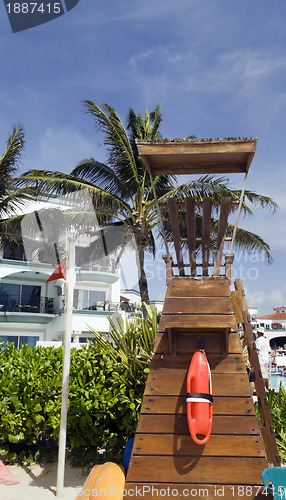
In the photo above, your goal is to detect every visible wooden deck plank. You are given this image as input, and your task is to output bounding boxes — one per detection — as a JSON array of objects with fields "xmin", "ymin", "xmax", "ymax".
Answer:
[
  {"xmin": 133, "ymin": 434, "xmax": 265, "ymax": 457},
  {"xmin": 159, "ymin": 314, "xmax": 237, "ymax": 331},
  {"xmin": 136, "ymin": 415, "xmax": 261, "ymax": 435},
  {"xmin": 162, "ymin": 297, "xmax": 234, "ymax": 315},
  {"xmin": 144, "ymin": 372, "xmax": 251, "ymax": 397},
  {"xmin": 165, "ymin": 278, "xmax": 231, "ymax": 298},
  {"xmin": 151, "ymin": 353, "xmax": 246, "ymax": 372},
  {"xmin": 153, "ymin": 331, "xmax": 242, "ymax": 354},
  {"xmin": 126, "ymin": 456, "xmax": 266, "ymax": 485},
  {"xmin": 140, "ymin": 396, "xmax": 256, "ymax": 416}
]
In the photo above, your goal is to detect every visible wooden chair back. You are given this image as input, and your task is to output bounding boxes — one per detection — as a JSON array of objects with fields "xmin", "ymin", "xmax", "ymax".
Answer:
[{"xmin": 165, "ymin": 196, "xmax": 232, "ymax": 278}]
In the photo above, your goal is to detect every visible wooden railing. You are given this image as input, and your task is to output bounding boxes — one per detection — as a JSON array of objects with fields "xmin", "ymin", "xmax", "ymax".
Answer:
[{"xmin": 233, "ymin": 279, "xmax": 280, "ymax": 467}]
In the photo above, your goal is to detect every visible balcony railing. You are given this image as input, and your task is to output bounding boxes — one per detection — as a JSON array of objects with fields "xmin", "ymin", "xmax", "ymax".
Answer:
[
  {"xmin": 74, "ymin": 300, "xmax": 139, "ymax": 313},
  {"xmin": 0, "ymin": 295, "xmax": 55, "ymax": 314}
]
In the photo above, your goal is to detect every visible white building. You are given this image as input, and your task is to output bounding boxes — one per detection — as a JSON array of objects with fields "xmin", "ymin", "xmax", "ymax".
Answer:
[
  {"xmin": 0, "ymin": 193, "xmax": 130, "ymax": 348},
  {"xmin": 256, "ymin": 306, "xmax": 286, "ymax": 349},
  {"xmin": 0, "ymin": 239, "xmax": 123, "ymax": 347}
]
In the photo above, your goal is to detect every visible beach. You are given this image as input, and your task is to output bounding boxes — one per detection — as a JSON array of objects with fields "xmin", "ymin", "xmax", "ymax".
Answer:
[{"xmin": 0, "ymin": 461, "xmax": 86, "ymax": 500}]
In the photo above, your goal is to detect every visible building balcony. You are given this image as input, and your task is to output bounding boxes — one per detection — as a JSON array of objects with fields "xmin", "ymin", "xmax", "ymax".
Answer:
[
  {"xmin": 0, "ymin": 295, "xmax": 56, "ymax": 324},
  {"xmin": 0, "ymin": 295, "xmax": 55, "ymax": 314}
]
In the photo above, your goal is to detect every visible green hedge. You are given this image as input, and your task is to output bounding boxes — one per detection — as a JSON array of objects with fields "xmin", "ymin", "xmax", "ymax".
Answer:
[{"xmin": 0, "ymin": 342, "xmax": 145, "ymax": 464}]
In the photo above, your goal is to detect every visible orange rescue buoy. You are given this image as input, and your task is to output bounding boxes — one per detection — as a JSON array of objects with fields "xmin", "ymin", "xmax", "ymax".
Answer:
[
  {"xmin": 186, "ymin": 348, "xmax": 213, "ymax": 445},
  {"xmin": 89, "ymin": 462, "xmax": 125, "ymax": 499}
]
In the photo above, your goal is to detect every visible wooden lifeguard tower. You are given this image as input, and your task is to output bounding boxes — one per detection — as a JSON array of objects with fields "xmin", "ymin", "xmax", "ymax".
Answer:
[{"xmin": 124, "ymin": 138, "xmax": 280, "ymax": 499}]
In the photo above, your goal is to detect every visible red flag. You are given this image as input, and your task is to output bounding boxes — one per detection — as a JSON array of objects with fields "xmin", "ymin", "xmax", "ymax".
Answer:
[{"xmin": 46, "ymin": 260, "xmax": 66, "ymax": 283}]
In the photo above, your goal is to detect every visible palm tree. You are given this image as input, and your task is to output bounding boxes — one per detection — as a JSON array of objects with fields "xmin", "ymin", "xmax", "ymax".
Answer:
[
  {"xmin": 15, "ymin": 103, "xmax": 276, "ymax": 303},
  {"xmin": 0, "ymin": 126, "xmax": 28, "ymax": 247}
]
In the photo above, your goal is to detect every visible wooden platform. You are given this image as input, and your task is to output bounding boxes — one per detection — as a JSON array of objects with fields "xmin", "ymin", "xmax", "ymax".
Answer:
[{"xmin": 124, "ymin": 277, "xmax": 269, "ymax": 499}]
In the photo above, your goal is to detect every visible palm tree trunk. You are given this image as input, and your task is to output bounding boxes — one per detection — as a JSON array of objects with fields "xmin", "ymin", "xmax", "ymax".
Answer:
[{"xmin": 135, "ymin": 244, "xmax": 150, "ymax": 306}]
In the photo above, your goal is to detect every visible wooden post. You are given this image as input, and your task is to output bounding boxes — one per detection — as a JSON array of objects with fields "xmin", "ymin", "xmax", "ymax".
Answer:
[
  {"xmin": 162, "ymin": 254, "xmax": 173, "ymax": 284},
  {"xmin": 225, "ymin": 253, "xmax": 234, "ymax": 280}
]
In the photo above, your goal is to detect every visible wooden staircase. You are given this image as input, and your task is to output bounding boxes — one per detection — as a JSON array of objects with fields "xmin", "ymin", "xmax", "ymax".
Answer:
[
  {"xmin": 125, "ymin": 277, "xmax": 277, "ymax": 499},
  {"xmin": 124, "ymin": 139, "xmax": 279, "ymax": 499},
  {"xmin": 124, "ymin": 197, "xmax": 279, "ymax": 500}
]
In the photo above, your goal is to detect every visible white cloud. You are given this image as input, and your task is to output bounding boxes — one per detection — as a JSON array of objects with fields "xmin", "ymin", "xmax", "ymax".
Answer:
[
  {"xmin": 246, "ymin": 285, "xmax": 286, "ymax": 316},
  {"xmin": 36, "ymin": 124, "xmax": 97, "ymax": 173}
]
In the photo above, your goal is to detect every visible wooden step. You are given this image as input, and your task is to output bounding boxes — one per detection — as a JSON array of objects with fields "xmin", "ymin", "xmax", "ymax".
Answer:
[
  {"xmin": 144, "ymin": 372, "xmax": 252, "ymax": 397},
  {"xmin": 166, "ymin": 277, "xmax": 231, "ymax": 297},
  {"xmin": 136, "ymin": 414, "xmax": 261, "ymax": 435},
  {"xmin": 141, "ymin": 396, "xmax": 256, "ymax": 416},
  {"xmin": 159, "ymin": 314, "xmax": 237, "ymax": 331},
  {"xmin": 133, "ymin": 434, "xmax": 265, "ymax": 457},
  {"xmin": 127, "ymin": 456, "xmax": 266, "ymax": 485},
  {"xmin": 162, "ymin": 297, "xmax": 234, "ymax": 314},
  {"xmin": 151, "ymin": 353, "xmax": 246, "ymax": 372},
  {"xmin": 154, "ymin": 330, "xmax": 241, "ymax": 354}
]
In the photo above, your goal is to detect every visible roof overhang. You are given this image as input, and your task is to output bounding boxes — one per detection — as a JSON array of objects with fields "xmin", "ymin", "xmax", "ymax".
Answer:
[{"xmin": 136, "ymin": 138, "xmax": 257, "ymax": 176}]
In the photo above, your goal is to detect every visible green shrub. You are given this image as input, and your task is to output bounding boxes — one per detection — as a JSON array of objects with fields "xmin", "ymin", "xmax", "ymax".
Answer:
[
  {"xmin": 0, "ymin": 342, "xmax": 144, "ymax": 464},
  {"xmin": 0, "ymin": 305, "xmax": 157, "ymax": 464}
]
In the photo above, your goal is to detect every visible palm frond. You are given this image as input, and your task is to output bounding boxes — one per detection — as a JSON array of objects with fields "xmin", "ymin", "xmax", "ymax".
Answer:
[
  {"xmin": 72, "ymin": 159, "xmax": 130, "ymax": 200},
  {"xmin": 84, "ymin": 101, "xmax": 140, "ymax": 189},
  {"xmin": 158, "ymin": 175, "xmax": 277, "ymax": 217},
  {"xmin": 226, "ymin": 223, "xmax": 273, "ymax": 263},
  {"xmin": 0, "ymin": 126, "xmax": 25, "ymax": 182}
]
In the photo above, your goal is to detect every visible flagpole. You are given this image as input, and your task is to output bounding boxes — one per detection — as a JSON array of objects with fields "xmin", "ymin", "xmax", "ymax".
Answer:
[{"xmin": 56, "ymin": 236, "xmax": 76, "ymax": 497}]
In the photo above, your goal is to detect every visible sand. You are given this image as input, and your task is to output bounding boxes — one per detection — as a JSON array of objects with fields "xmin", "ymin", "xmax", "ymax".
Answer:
[{"xmin": 0, "ymin": 461, "xmax": 87, "ymax": 500}]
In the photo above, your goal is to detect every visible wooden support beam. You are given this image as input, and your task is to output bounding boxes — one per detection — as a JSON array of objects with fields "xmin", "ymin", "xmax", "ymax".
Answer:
[
  {"xmin": 202, "ymin": 198, "xmax": 212, "ymax": 276},
  {"xmin": 214, "ymin": 197, "xmax": 232, "ymax": 276},
  {"xmin": 225, "ymin": 253, "xmax": 234, "ymax": 280},
  {"xmin": 185, "ymin": 197, "xmax": 197, "ymax": 276},
  {"xmin": 167, "ymin": 198, "xmax": 185, "ymax": 276},
  {"xmin": 162, "ymin": 254, "xmax": 173, "ymax": 284}
]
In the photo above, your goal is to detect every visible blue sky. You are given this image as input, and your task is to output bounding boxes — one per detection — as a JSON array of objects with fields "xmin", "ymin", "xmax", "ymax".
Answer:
[{"xmin": 1, "ymin": 0, "xmax": 286, "ymax": 314}]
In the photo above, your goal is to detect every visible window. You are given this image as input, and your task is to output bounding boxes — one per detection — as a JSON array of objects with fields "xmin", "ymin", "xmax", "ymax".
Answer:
[
  {"xmin": 0, "ymin": 335, "xmax": 39, "ymax": 349},
  {"xmin": 73, "ymin": 289, "xmax": 106, "ymax": 310},
  {"xmin": 3, "ymin": 243, "xmax": 26, "ymax": 261},
  {"xmin": 0, "ymin": 284, "xmax": 41, "ymax": 312}
]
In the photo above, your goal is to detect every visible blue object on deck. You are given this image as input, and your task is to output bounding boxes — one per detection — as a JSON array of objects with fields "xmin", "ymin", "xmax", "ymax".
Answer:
[
  {"xmin": 261, "ymin": 467, "xmax": 286, "ymax": 499},
  {"xmin": 198, "ymin": 339, "xmax": 204, "ymax": 350},
  {"xmin": 123, "ymin": 437, "xmax": 134, "ymax": 473}
]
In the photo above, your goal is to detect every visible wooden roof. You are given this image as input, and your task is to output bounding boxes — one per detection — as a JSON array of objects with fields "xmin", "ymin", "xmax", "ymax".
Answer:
[{"xmin": 136, "ymin": 137, "xmax": 257, "ymax": 176}]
